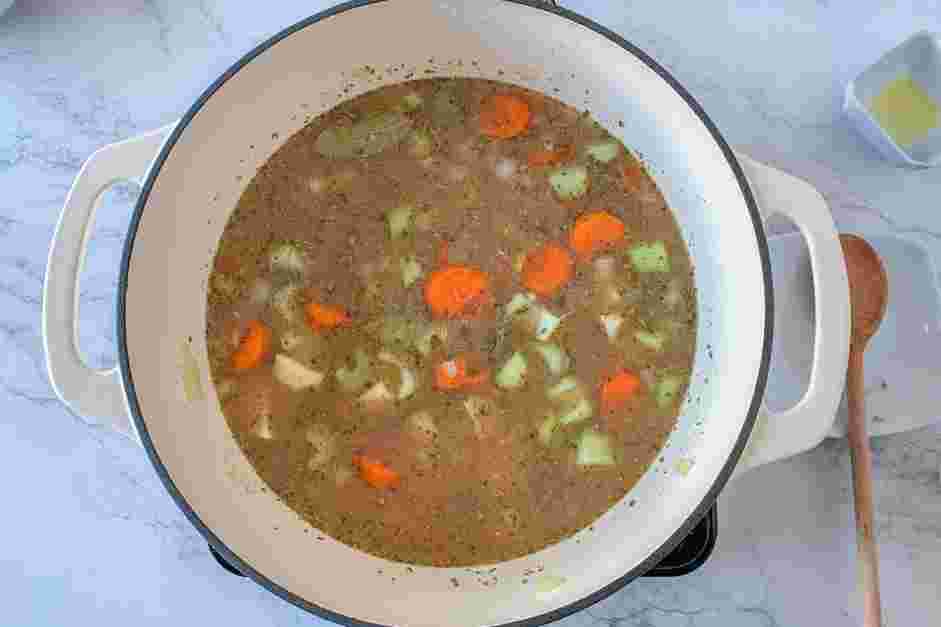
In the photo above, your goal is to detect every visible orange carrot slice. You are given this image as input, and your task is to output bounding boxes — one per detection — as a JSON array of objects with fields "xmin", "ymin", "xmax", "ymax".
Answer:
[
  {"xmin": 305, "ymin": 303, "xmax": 351, "ymax": 330},
  {"xmin": 231, "ymin": 320, "xmax": 271, "ymax": 370},
  {"xmin": 526, "ymin": 145, "xmax": 574, "ymax": 168},
  {"xmin": 600, "ymin": 370, "xmax": 642, "ymax": 414},
  {"xmin": 353, "ymin": 454, "xmax": 401, "ymax": 489},
  {"xmin": 479, "ymin": 95, "xmax": 531, "ymax": 139},
  {"xmin": 569, "ymin": 210, "xmax": 626, "ymax": 260},
  {"xmin": 434, "ymin": 356, "xmax": 490, "ymax": 390},
  {"xmin": 424, "ymin": 265, "xmax": 490, "ymax": 318},
  {"xmin": 521, "ymin": 243, "xmax": 574, "ymax": 297}
]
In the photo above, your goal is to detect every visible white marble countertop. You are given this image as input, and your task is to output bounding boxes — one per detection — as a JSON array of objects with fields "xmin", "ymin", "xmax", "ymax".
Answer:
[{"xmin": 3, "ymin": 1, "xmax": 940, "ymax": 625}]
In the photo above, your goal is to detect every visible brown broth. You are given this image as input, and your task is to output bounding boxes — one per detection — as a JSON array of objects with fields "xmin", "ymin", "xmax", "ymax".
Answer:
[{"xmin": 206, "ymin": 79, "xmax": 696, "ymax": 567}]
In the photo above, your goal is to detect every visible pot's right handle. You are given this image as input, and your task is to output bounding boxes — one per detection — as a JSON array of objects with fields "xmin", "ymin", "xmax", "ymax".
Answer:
[
  {"xmin": 733, "ymin": 154, "xmax": 851, "ymax": 475},
  {"xmin": 42, "ymin": 124, "xmax": 175, "ymax": 443}
]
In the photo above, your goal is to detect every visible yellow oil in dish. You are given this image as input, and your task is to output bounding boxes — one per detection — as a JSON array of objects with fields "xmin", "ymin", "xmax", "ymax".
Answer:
[{"xmin": 868, "ymin": 74, "xmax": 940, "ymax": 148}]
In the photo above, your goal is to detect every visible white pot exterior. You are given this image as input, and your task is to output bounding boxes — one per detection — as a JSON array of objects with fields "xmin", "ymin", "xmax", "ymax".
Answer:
[{"xmin": 43, "ymin": 2, "xmax": 850, "ymax": 626}]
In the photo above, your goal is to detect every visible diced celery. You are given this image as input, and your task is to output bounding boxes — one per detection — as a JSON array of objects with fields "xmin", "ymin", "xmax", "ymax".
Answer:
[
  {"xmin": 315, "ymin": 111, "xmax": 412, "ymax": 159},
  {"xmin": 336, "ymin": 349, "xmax": 371, "ymax": 393},
  {"xmin": 495, "ymin": 352, "xmax": 527, "ymax": 389},
  {"xmin": 655, "ymin": 375, "xmax": 684, "ymax": 409},
  {"xmin": 414, "ymin": 321, "xmax": 448, "ymax": 356},
  {"xmin": 269, "ymin": 242, "xmax": 306, "ymax": 273},
  {"xmin": 504, "ymin": 292, "xmax": 536, "ymax": 318},
  {"xmin": 400, "ymin": 256, "xmax": 423, "ymax": 288},
  {"xmin": 599, "ymin": 313, "xmax": 624, "ymax": 341},
  {"xmin": 549, "ymin": 165, "xmax": 589, "ymax": 200},
  {"xmin": 538, "ymin": 415, "xmax": 560, "ymax": 446},
  {"xmin": 379, "ymin": 315, "xmax": 417, "ymax": 348},
  {"xmin": 584, "ymin": 141, "xmax": 620, "ymax": 163},
  {"xmin": 628, "ymin": 241, "xmax": 670, "ymax": 273},
  {"xmin": 576, "ymin": 430, "xmax": 615, "ymax": 466},
  {"xmin": 559, "ymin": 398, "xmax": 594, "ymax": 425},
  {"xmin": 401, "ymin": 92, "xmax": 424, "ymax": 112},
  {"xmin": 273, "ymin": 354, "xmax": 324, "ymax": 391},
  {"xmin": 386, "ymin": 205, "xmax": 415, "ymax": 240},
  {"xmin": 635, "ymin": 329, "xmax": 665, "ymax": 352},
  {"xmin": 531, "ymin": 342, "xmax": 569, "ymax": 376}
]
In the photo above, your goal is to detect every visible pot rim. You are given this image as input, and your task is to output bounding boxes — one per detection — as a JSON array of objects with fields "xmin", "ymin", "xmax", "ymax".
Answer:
[{"xmin": 116, "ymin": 1, "xmax": 774, "ymax": 625}]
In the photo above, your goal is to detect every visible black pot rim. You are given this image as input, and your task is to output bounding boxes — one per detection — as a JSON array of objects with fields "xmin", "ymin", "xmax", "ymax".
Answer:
[{"xmin": 117, "ymin": 2, "xmax": 774, "ymax": 626}]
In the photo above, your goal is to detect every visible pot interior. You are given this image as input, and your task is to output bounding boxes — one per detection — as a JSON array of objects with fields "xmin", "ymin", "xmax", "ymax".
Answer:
[{"xmin": 122, "ymin": 1, "xmax": 769, "ymax": 625}]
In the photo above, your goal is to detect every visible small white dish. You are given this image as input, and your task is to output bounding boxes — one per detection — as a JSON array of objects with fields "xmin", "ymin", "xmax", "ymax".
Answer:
[
  {"xmin": 843, "ymin": 31, "xmax": 941, "ymax": 167},
  {"xmin": 764, "ymin": 229, "xmax": 941, "ymax": 438}
]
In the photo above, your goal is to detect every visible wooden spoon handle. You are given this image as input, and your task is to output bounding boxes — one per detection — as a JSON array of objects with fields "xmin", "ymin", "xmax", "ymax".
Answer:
[{"xmin": 846, "ymin": 347, "xmax": 883, "ymax": 627}]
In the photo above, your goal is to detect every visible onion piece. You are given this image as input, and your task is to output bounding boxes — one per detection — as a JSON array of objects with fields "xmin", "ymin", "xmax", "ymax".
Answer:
[
  {"xmin": 358, "ymin": 381, "xmax": 395, "ymax": 414},
  {"xmin": 495, "ymin": 157, "xmax": 518, "ymax": 180},
  {"xmin": 531, "ymin": 342, "xmax": 570, "ymax": 376},
  {"xmin": 273, "ymin": 354, "xmax": 324, "ymax": 391}
]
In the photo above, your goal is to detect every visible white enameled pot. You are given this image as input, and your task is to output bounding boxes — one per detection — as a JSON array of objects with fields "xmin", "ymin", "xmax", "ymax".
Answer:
[{"xmin": 41, "ymin": 2, "xmax": 850, "ymax": 626}]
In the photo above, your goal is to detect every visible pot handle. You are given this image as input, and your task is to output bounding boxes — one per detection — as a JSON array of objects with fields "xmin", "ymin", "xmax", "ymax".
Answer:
[
  {"xmin": 733, "ymin": 154, "xmax": 850, "ymax": 474},
  {"xmin": 42, "ymin": 124, "xmax": 176, "ymax": 444}
]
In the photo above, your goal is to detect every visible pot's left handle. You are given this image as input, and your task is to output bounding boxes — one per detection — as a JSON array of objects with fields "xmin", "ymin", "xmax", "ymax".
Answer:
[{"xmin": 42, "ymin": 124, "xmax": 177, "ymax": 444}]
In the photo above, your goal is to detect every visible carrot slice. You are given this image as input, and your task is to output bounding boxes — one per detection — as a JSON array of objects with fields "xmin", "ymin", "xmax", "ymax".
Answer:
[
  {"xmin": 526, "ymin": 145, "xmax": 574, "ymax": 168},
  {"xmin": 231, "ymin": 320, "xmax": 271, "ymax": 370},
  {"xmin": 353, "ymin": 454, "xmax": 401, "ymax": 489},
  {"xmin": 521, "ymin": 243, "xmax": 574, "ymax": 297},
  {"xmin": 305, "ymin": 303, "xmax": 351, "ymax": 330},
  {"xmin": 569, "ymin": 210, "xmax": 626, "ymax": 260},
  {"xmin": 600, "ymin": 370, "xmax": 642, "ymax": 414},
  {"xmin": 434, "ymin": 356, "xmax": 490, "ymax": 390},
  {"xmin": 424, "ymin": 265, "xmax": 490, "ymax": 318},
  {"xmin": 479, "ymin": 95, "xmax": 531, "ymax": 139}
]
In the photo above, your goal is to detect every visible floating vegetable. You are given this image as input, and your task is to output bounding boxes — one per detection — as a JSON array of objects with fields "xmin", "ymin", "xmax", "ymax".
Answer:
[
  {"xmin": 414, "ymin": 320, "xmax": 449, "ymax": 356},
  {"xmin": 401, "ymin": 92, "xmax": 424, "ymax": 112},
  {"xmin": 575, "ymin": 430, "xmax": 615, "ymax": 466},
  {"xmin": 407, "ymin": 129, "xmax": 435, "ymax": 159},
  {"xmin": 600, "ymin": 369, "xmax": 642, "ymax": 414},
  {"xmin": 353, "ymin": 454, "xmax": 400, "ymax": 489},
  {"xmin": 628, "ymin": 241, "xmax": 670, "ymax": 273},
  {"xmin": 315, "ymin": 111, "xmax": 412, "ymax": 159},
  {"xmin": 655, "ymin": 375, "xmax": 684, "ymax": 409},
  {"xmin": 424, "ymin": 265, "xmax": 491, "ymax": 318},
  {"xmin": 495, "ymin": 351, "xmax": 528, "ymax": 389},
  {"xmin": 269, "ymin": 241, "xmax": 306, "ymax": 274},
  {"xmin": 434, "ymin": 355, "xmax": 488, "ymax": 390},
  {"xmin": 305, "ymin": 303, "xmax": 352, "ymax": 331},
  {"xmin": 569, "ymin": 210, "xmax": 626, "ymax": 259},
  {"xmin": 429, "ymin": 85, "xmax": 465, "ymax": 128},
  {"xmin": 558, "ymin": 398, "xmax": 594, "ymax": 425},
  {"xmin": 231, "ymin": 320, "xmax": 271, "ymax": 370},
  {"xmin": 273, "ymin": 354, "xmax": 324, "ymax": 391},
  {"xmin": 527, "ymin": 145, "xmax": 574, "ymax": 167},
  {"xmin": 521, "ymin": 243, "xmax": 573, "ymax": 297},
  {"xmin": 538, "ymin": 415, "xmax": 561, "ymax": 446},
  {"xmin": 634, "ymin": 329, "xmax": 665, "ymax": 352},
  {"xmin": 549, "ymin": 165, "xmax": 589, "ymax": 200},
  {"xmin": 584, "ymin": 141, "xmax": 620, "ymax": 163},
  {"xmin": 386, "ymin": 205, "xmax": 415, "ymax": 240},
  {"xmin": 336, "ymin": 349, "xmax": 371, "ymax": 393},
  {"xmin": 400, "ymin": 256, "xmax": 423, "ymax": 288},
  {"xmin": 530, "ymin": 342, "xmax": 569, "ymax": 376},
  {"xmin": 479, "ymin": 94, "xmax": 530, "ymax": 139}
]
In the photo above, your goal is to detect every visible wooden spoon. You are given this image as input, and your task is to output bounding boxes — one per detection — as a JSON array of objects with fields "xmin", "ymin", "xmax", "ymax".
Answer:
[{"xmin": 840, "ymin": 234, "xmax": 889, "ymax": 627}]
